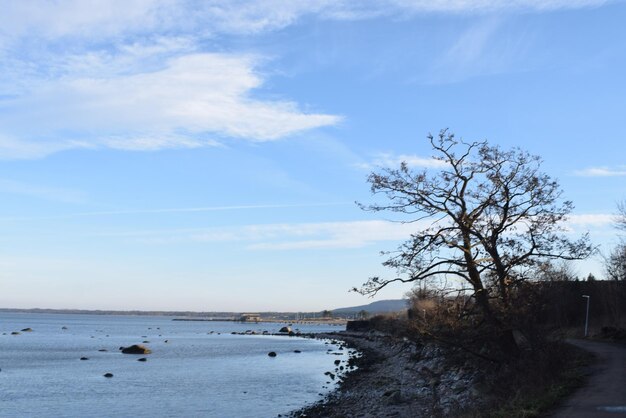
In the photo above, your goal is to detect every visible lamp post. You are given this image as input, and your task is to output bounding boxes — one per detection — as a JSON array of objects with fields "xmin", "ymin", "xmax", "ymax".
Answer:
[{"xmin": 582, "ymin": 295, "xmax": 590, "ymax": 337}]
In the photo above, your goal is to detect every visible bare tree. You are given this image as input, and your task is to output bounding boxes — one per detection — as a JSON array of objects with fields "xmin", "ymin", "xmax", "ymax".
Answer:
[
  {"xmin": 616, "ymin": 200, "xmax": 626, "ymax": 232},
  {"xmin": 605, "ymin": 200, "xmax": 626, "ymax": 281},
  {"xmin": 356, "ymin": 130, "xmax": 593, "ymax": 324},
  {"xmin": 605, "ymin": 245, "xmax": 626, "ymax": 281}
]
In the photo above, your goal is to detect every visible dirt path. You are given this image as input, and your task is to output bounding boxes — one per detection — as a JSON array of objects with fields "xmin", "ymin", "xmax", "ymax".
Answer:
[{"xmin": 549, "ymin": 339, "xmax": 626, "ymax": 417}]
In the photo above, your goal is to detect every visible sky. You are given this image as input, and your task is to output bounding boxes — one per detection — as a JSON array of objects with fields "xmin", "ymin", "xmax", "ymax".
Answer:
[{"xmin": 0, "ymin": 0, "xmax": 625, "ymax": 312}]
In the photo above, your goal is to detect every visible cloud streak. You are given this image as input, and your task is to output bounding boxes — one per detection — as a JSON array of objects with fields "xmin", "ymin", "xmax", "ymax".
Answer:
[
  {"xmin": 356, "ymin": 152, "xmax": 447, "ymax": 170},
  {"xmin": 0, "ymin": 1, "xmax": 611, "ymax": 42},
  {"xmin": 566, "ymin": 213, "xmax": 614, "ymax": 226},
  {"xmin": 112, "ymin": 212, "xmax": 614, "ymax": 249},
  {"xmin": 574, "ymin": 166, "xmax": 626, "ymax": 177},
  {"xmin": 0, "ymin": 178, "xmax": 86, "ymax": 204},
  {"xmin": 0, "ymin": 202, "xmax": 351, "ymax": 222},
  {"xmin": 125, "ymin": 219, "xmax": 425, "ymax": 249}
]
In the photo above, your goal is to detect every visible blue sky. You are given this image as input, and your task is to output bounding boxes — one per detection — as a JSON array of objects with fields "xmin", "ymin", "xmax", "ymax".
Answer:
[{"xmin": 0, "ymin": 0, "xmax": 625, "ymax": 311}]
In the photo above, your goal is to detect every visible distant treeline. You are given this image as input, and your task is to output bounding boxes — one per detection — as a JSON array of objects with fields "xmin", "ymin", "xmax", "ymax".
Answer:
[
  {"xmin": 531, "ymin": 280, "xmax": 626, "ymax": 329},
  {"xmin": 0, "ymin": 308, "xmax": 234, "ymax": 317},
  {"xmin": 0, "ymin": 307, "xmax": 331, "ymax": 320}
]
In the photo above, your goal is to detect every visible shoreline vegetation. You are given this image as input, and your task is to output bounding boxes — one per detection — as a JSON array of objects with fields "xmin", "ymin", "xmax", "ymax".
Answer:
[
  {"xmin": 291, "ymin": 328, "xmax": 592, "ymax": 418},
  {"xmin": 289, "ymin": 280, "xmax": 626, "ymax": 417}
]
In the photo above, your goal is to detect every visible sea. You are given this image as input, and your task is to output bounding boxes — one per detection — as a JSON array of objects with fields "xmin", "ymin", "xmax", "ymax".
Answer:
[{"xmin": 0, "ymin": 312, "xmax": 350, "ymax": 418}]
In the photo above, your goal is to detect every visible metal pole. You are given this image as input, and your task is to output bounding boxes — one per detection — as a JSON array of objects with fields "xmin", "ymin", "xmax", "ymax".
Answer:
[{"xmin": 582, "ymin": 295, "xmax": 590, "ymax": 337}]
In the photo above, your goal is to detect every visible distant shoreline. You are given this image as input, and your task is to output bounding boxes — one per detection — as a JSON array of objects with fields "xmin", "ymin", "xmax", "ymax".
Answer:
[
  {"xmin": 0, "ymin": 308, "xmax": 234, "ymax": 317},
  {"xmin": 0, "ymin": 308, "xmax": 347, "ymax": 324},
  {"xmin": 173, "ymin": 317, "xmax": 347, "ymax": 325}
]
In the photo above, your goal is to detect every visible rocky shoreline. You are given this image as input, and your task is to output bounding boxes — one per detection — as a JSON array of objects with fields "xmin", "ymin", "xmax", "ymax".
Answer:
[{"xmin": 289, "ymin": 331, "xmax": 486, "ymax": 418}]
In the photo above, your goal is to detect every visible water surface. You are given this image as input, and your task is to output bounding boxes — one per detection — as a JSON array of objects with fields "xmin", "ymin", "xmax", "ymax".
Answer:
[{"xmin": 0, "ymin": 312, "xmax": 348, "ymax": 417}]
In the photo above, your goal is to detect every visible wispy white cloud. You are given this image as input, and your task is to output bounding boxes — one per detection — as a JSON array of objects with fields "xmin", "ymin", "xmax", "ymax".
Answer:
[
  {"xmin": 385, "ymin": 0, "xmax": 609, "ymax": 13},
  {"xmin": 356, "ymin": 152, "xmax": 447, "ymax": 170},
  {"xmin": 245, "ymin": 220, "xmax": 420, "ymax": 249},
  {"xmin": 118, "ymin": 212, "xmax": 616, "ymax": 249},
  {"xmin": 0, "ymin": 53, "xmax": 341, "ymax": 158},
  {"xmin": 0, "ymin": 1, "xmax": 610, "ymax": 43},
  {"xmin": 93, "ymin": 219, "xmax": 429, "ymax": 249},
  {"xmin": 566, "ymin": 213, "xmax": 614, "ymax": 226},
  {"xmin": 560, "ymin": 213, "xmax": 615, "ymax": 236},
  {"xmin": 0, "ymin": 134, "xmax": 89, "ymax": 160},
  {"xmin": 0, "ymin": 202, "xmax": 350, "ymax": 222},
  {"xmin": 0, "ymin": 0, "xmax": 611, "ymax": 159},
  {"xmin": 574, "ymin": 166, "xmax": 626, "ymax": 177},
  {"xmin": 51, "ymin": 219, "xmax": 420, "ymax": 248},
  {"xmin": 428, "ymin": 17, "xmax": 510, "ymax": 83},
  {"xmin": 0, "ymin": 178, "xmax": 86, "ymax": 204}
]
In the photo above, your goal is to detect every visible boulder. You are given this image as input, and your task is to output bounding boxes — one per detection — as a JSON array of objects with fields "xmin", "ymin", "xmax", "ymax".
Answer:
[
  {"xmin": 103, "ymin": 373, "xmax": 114, "ymax": 378},
  {"xmin": 279, "ymin": 326, "xmax": 292, "ymax": 333},
  {"xmin": 121, "ymin": 344, "xmax": 152, "ymax": 354},
  {"xmin": 21, "ymin": 328, "xmax": 33, "ymax": 332},
  {"xmin": 137, "ymin": 357, "xmax": 147, "ymax": 362},
  {"xmin": 268, "ymin": 351, "xmax": 277, "ymax": 357},
  {"xmin": 80, "ymin": 357, "xmax": 89, "ymax": 361}
]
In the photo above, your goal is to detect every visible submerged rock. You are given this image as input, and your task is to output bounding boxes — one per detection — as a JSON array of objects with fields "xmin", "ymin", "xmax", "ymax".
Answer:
[
  {"xmin": 103, "ymin": 373, "xmax": 114, "ymax": 378},
  {"xmin": 121, "ymin": 344, "xmax": 152, "ymax": 354},
  {"xmin": 80, "ymin": 357, "xmax": 89, "ymax": 361},
  {"xmin": 268, "ymin": 351, "xmax": 277, "ymax": 357},
  {"xmin": 21, "ymin": 328, "xmax": 33, "ymax": 332},
  {"xmin": 137, "ymin": 357, "xmax": 147, "ymax": 362}
]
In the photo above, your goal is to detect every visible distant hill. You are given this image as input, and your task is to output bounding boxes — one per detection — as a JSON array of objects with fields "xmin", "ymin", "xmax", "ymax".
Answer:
[{"xmin": 332, "ymin": 299, "xmax": 408, "ymax": 316}]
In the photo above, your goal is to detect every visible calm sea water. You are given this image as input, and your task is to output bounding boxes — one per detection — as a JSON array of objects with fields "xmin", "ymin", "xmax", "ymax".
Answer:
[{"xmin": 0, "ymin": 312, "xmax": 348, "ymax": 418}]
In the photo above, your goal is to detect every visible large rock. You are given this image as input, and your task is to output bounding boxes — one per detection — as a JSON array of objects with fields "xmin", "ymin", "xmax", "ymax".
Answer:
[
  {"xmin": 121, "ymin": 344, "xmax": 152, "ymax": 354},
  {"xmin": 279, "ymin": 326, "xmax": 292, "ymax": 333}
]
